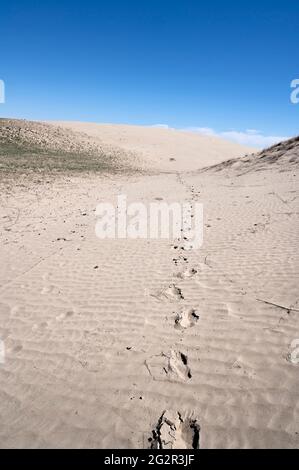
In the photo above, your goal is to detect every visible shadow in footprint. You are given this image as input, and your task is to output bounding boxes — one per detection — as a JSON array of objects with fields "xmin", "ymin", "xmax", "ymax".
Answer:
[
  {"xmin": 145, "ymin": 350, "xmax": 192, "ymax": 382},
  {"xmin": 176, "ymin": 268, "xmax": 198, "ymax": 280},
  {"xmin": 175, "ymin": 309, "xmax": 199, "ymax": 329},
  {"xmin": 149, "ymin": 410, "xmax": 200, "ymax": 449},
  {"xmin": 152, "ymin": 285, "xmax": 184, "ymax": 302},
  {"xmin": 56, "ymin": 310, "xmax": 74, "ymax": 321}
]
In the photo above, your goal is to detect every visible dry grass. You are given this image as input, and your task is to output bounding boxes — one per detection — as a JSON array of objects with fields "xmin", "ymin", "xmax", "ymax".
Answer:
[{"xmin": 0, "ymin": 119, "xmax": 139, "ymax": 182}]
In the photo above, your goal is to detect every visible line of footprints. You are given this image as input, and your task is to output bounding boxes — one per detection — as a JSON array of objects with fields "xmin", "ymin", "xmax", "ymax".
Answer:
[{"xmin": 147, "ymin": 182, "xmax": 202, "ymax": 449}]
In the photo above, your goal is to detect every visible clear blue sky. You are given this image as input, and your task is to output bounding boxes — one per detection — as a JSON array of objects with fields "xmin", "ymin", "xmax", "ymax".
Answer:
[{"xmin": 1, "ymin": 0, "xmax": 298, "ymax": 145}]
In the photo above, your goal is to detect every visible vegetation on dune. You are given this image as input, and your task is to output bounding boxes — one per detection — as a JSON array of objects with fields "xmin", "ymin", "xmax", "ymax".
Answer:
[
  {"xmin": 0, "ymin": 141, "xmax": 116, "ymax": 174},
  {"xmin": 0, "ymin": 118, "xmax": 138, "ymax": 179}
]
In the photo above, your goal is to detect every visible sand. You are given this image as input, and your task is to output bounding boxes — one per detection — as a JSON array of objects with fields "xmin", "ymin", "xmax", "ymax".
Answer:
[
  {"xmin": 49, "ymin": 121, "xmax": 255, "ymax": 172},
  {"xmin": 0, "ymin": 120, "xmax": 298, "ymax": 449}
]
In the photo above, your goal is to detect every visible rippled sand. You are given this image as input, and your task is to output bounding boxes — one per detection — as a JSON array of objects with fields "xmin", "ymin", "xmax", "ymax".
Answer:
[{"xmin": 0, "ymin": 121, "xmax": 298, "ymax": 448}]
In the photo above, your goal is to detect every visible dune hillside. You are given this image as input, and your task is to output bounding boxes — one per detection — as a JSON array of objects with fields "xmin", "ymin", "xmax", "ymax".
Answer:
[{"xmin": 49, "ymin": 121, "xmax": 256, "ymax": 171}]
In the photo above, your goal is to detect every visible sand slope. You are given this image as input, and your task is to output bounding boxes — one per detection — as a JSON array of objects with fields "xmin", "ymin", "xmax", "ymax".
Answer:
[
  {"xmin": 0, "ymin": 121, "xmax": 298, "ymax": 448},
  {"xmin": 49, "ymin": 121, "xmax": 255, "ymax": 172}
]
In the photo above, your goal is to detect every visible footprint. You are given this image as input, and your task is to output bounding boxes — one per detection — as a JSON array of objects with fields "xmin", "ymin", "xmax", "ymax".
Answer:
[
  {"xmin": 151, "ymin": 284, "xmax": 184, "ymax": 302},
  {"xmin": 145, "ymin": 350, "xmax": 192, "ymax": 382},
  {"xmin": 32, "ymin": 321, "xmax": 48, "ymax": 331},
  {"xmin": 181, "ymin": 241, "xmax": 196, "ymax": 251},
  {"xmin": 55, "ymin": 310, "xmax": 74, "ymax": 321},
  {"xmin": 286, "ymin": 340, "xmax": 299, "ymax": 365},
  {"xmin": 231, "ymin": 358, "xmax": 256, "ymax": 378},
  {"xmin": 168, "ymin": 350, "xmax": 192, "ymax": 381},
  {"xmin": 176, "ymin": 268, "xmax": 197, "ymax": 280},
  {"xmin": 154, "ymin": 284, "xmax": 184, "ymax": 302},
  {"xmin": 10, "ymin": 305, "xmax": 20, "ymax": 317},
  {"xmin": 41, "ymin": 285, "xmax": 55, "ymax": 295},
  {"xmin": 175, "ymin": 309, "xmax": 199, "ymax": 329},
  {"xmin": 149, "ymin": 410, "xmax": 200, "ymax": 449},
  {"xmin": 167, "ymin": 285, "xmax": 184, "ymax": 301},
  {"xmin": 11, "ymin": 343, "xmax": 23, "ymax": 354}
]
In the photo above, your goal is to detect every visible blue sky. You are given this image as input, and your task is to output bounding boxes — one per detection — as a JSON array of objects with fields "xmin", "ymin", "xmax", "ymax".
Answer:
[{"xmin": 0, "ymin": 0, "xmax": 298, "ymax": 147}]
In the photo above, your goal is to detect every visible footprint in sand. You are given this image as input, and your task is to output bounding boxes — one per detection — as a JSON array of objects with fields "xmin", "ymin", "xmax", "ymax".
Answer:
[
  {"xmin": 10, "ymin": 343, "xmax": 23, "ymax": 354},
  {"xmin": 149, "ymin": 410, "xmax": 200, "ymax": 449},
  {"xmin": 165, "ymin": 285, "xmax": 184, "ymax": 301},
  {"xmin": 55, "ymin": 310, "xmax": 74, "ymax": 321},
  {"xmin": 41, "ymin": 285, "xmax": 55, "ymax": 295},
  {"xmin": 32, "ymin": 321, "xmax": 49, "ymax": 331},
  {"xmin": 42, "ymin": 272, "xmax": 49, "ymax": 281},
  {"xmin": 175, "ymin": 308, "xmax": 200, "ymax": 330},
  {"xmin": 145, "ymin": 350, "xmax": 192, "ymax": 382},
  {"xmin": 10, "ymin": 305, "xmax": 20, "ymax": 317},
  {"xmin": 286, "ymin": 340, "xmax": 299, "ymax": 365},
  {"xmin": 231, "ymin": 358, "xmax": 257, "ymax": 378},
  {"xmin": 176, "ymin": 268, "xmax": 197, "ymax": 280},
  {"xmin": 152, "ymin": 284, "xmax": 184, "ymax": 302}
]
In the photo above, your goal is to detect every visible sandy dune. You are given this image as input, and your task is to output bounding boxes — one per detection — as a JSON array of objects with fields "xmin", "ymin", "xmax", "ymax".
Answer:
[
  {"xmin": 0, "ymin": 120, "xmax": 298, "ymax": 448},
  {"xmin": 49, "ymin": 121, "xmax": 255, "ymax": 172}
]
